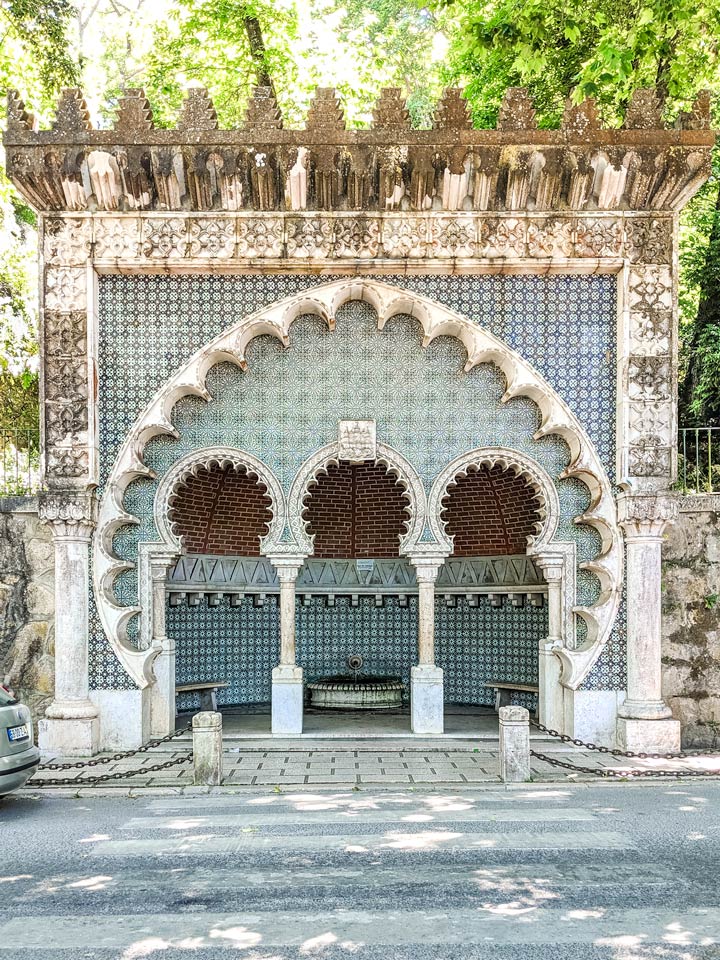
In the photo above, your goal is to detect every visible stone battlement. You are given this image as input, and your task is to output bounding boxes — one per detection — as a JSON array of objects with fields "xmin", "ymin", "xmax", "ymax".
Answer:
[{"xmin": 4, "ymin": 86, "xmax": 715, "ymax": 214}]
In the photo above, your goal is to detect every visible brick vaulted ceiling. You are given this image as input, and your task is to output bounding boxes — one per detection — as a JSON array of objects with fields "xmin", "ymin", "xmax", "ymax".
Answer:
[{"xmin": 169, "ymin": 463, "xmax": 272, "ymax": 556}]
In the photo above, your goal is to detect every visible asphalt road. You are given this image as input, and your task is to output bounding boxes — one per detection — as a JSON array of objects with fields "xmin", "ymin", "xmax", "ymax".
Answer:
[{"xmin": 1, "ymin": 782, "xmax": 719, "ymax": 959}]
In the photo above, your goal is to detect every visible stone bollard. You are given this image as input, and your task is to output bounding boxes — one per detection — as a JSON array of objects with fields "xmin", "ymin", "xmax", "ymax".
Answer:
[
  {"xmin": 499, "ymin": 705, "xmax": 530, "ymax": 783},
  {"xmin": 192, "ymin": 711, "xmax": 223, "ymax": 786}
]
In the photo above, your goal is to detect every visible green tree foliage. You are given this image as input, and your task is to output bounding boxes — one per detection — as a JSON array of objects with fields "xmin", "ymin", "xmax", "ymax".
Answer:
[
  {"xmin": 433, "ymin": 0, "xmax": 720, "ymax": 422},
  {"xmin": 0, "ymin": 1, "xmax": 80, "ymax": 433}
]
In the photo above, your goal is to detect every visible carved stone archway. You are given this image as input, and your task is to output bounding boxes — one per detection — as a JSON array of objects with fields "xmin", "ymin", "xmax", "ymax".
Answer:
[{"xmin": 93, "ymin": 278, "xmax": 623, "ymax": 699}]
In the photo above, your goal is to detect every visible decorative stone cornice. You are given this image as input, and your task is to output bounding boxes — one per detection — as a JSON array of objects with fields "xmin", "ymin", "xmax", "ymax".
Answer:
[
  {"xmin": 5, "ymin": 86, "xmax": 714, "ymax": 214},
  {"xmin": 617, "ymin": 492, "xmax": 679, "ymax": 539}
]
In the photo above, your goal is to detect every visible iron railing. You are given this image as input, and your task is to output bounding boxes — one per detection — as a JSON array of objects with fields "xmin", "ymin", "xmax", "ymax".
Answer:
[
  {"xmin": 679, "ymin": 426, "xmax": 720, "ymax": 494},
  {"xmin": 0, "ymin": 426, "xmax": 40, "ymax": 496}
]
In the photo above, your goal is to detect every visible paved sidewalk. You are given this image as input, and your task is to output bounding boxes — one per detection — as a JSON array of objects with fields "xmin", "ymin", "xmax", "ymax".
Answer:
[{"xmin": 23, "ymin": 738, "xmax": 720, "ymax": 795}]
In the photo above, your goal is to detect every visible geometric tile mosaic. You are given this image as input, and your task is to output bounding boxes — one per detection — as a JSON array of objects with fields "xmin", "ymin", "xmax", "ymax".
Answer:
[
  {"xmin": 92, "ymin": 274, "xmax": 624, "ymax": 693},
  {"xmin": 167, "ymin": 594, "xmax": 546, "ymax": 710}
]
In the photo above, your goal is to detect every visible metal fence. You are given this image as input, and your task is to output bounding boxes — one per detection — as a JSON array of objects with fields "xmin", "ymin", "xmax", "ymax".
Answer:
[
  {"xmin": 679, "ymin": 427, "xmax": 720, "ymax": 494},
  {"xmin": 0, "ymin": 426, "xmax": 40, "ymax": 496}
]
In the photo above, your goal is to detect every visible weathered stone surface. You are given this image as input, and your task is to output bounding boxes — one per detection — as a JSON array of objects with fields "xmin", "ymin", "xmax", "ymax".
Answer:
[
  {"xmin": 663, "ymin": 502, "xmax": 720, "ymax": 748},
  {"xmin": 0, "ymin": 498, "xmax": 55, "ymax": 723},
  {"xmin": 4, "ymin": 86, "xmax": 714, "ymax": 214}
]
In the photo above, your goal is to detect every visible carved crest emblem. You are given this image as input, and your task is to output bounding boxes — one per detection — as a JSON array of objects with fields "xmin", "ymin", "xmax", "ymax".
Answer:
[{"xmin": 338, "ymin": 420, "xmax": 376, "ymax": 462}]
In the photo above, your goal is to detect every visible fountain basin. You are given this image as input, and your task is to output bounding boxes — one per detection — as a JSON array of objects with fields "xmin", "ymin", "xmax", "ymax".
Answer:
[{"xmin": 307, "ymin": 676, "xmax": 404, "ymax": 710}]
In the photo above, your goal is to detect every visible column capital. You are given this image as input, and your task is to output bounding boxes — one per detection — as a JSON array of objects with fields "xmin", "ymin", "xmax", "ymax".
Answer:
[
  {"xmin": 149, "ymin": 549, "xmax": 181, "ymax": 581},
  {"xmin": 39, "ymin": 490, "xmax": 96, "ymax": 540},
  {"xmin": 532, "ymin": 551, "xmax": 566, "ymax": 582},
  {"xmin": 266, "ymin": 553, "xmax": 306, "ymax": 582},
  {"xmin": 617, "ymin": 492, "xmax": 678, "ymax": 540},
  {"xmin": 408, "ymin": 552, "xmax": 448, "ymax": 583}
]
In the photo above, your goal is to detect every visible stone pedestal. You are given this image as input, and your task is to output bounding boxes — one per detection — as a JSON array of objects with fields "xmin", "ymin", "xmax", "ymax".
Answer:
[
  {"xmin": 271, "ymin": 665, "xmax": 304, "ymax": 734},
  {"xmin": 411, "ymin": 665, "xmax": 444, "ymax": 734},
  {"xmin": 38, "ymin": 497, "xmax": 99, "ymax": 757},
  {"xmin": 616, "ymin": 494, "xmax": 681, "ymax": 754},
  {"xmin": 499, "ymin": 705, "xmax": 530, "ymax": 782},
  {"xmin": 192, "ymin": 711, "xmax": 223, "ymax": 785}
]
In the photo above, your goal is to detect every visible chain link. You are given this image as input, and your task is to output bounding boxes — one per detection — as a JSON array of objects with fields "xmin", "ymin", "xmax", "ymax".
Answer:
[
  {"xmin": 38, "ymin": 722, "xmax": 193, "ymax": 771},
  {"xmin": 530, "ymin": 749, "xmax": 720, "ymax": 779},
  {"xmin": 529, "ymin": 718, "xmax": 694, "ymax": 760},
  {"xmin": 33, "ymin": 752, "xmax": 193, "ymax": 788}
]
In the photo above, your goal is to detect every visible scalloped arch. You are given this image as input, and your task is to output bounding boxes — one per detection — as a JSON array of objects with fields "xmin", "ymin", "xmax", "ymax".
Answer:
[
  {"xmin": 287, "ymin": 441, "xmax": 426, "ymax": 556},
  {"xmin": 428, "ymin": 447, "xmax": 560, "ymax": 553},
  {"xmin": 94, "ymin": 277, "xmax": 623, "ymax": 690}
]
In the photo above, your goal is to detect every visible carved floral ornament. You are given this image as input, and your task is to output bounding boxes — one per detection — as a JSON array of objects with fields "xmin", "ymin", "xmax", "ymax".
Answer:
[{"xmin": 93, "ymin": 279, "xmax": 622, "ymax": 691}]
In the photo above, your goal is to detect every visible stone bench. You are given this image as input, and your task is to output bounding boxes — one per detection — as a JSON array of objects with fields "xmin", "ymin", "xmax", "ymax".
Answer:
[
  {"xmin": 485, "ymin": 681, "xmax": 539, "ymax": 714},
  {"xmin": 176, "ymin": 681, "xmax": 228, "ymax": 712}
]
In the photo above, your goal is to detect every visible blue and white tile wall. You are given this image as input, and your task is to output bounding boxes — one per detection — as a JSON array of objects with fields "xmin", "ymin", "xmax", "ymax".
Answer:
[{"xmin": 91, "ymin": 274, "xmax": 624, "ymax": 697}]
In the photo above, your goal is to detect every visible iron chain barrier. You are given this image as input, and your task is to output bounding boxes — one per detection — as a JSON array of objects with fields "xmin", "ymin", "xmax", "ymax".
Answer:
[
  {"xmin": 530, "ymin": 718, "xmax": 720, "ymax": 779},
  {"xmin": 33, "ymin": 722, "xmax": 193, "ymax": 788}
]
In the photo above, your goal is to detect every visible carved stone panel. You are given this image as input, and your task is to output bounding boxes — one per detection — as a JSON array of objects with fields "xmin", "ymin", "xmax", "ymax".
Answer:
[
  {"xmin": 236, "ymin": 217, "xmax": 283, "ymax": 258},
  {"xmin": 338, "ymin": 420, "xmax": 376, "ymax": 462}
]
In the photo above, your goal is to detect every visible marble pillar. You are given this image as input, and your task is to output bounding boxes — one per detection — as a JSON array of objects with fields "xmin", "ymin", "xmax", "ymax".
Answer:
[
  {"xmin": 149, "ymin": 552, "xmax": 179, "ymax": 737},
  {"xmin": 534, "ymin": 554, "xmax": 565, "ymax": 732},
  {"xmin": 616, "ymin": 494, "xmax": 681, "ymax": 753},
  {"xmin": 409, "ymin": 556, "xmax": 446, "ymax": 735},
  {"xmin": 268, "ymin": 555, "xmax": 305, "ymax": 735},
  {"xmin": 38, "ymin": 496, "xmax": 99, "ymax": 756}
]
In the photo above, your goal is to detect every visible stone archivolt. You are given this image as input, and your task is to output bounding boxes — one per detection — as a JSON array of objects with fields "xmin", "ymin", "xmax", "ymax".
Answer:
[
  {"xmin": 5, "ymin": 86, "xmax": 713, "ymax": 214},
  {"xmin": 94, "ymin": 278, "xmax": 622, "ymax": 691}
]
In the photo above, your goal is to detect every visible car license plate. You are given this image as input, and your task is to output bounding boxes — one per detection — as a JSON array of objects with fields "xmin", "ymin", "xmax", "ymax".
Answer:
[{"xmin": 7, "ymin": 724, "xmax": 29, "ymax": 742}]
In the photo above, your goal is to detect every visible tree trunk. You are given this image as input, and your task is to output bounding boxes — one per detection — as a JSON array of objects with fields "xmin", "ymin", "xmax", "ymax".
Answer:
[{"xmin": 244, "ymin": 16, "xmax": 274, "ymax": 94}]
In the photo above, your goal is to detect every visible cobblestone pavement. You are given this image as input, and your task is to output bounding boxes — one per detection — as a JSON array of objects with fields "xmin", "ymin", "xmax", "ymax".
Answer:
[{"xmin": 24, "ymin": 739, "xmax": 720, "ymax": 794}]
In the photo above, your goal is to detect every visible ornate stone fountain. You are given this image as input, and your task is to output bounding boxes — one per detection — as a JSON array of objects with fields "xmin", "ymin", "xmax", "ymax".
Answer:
[{"xmin": 307, "ymin": 655, "xmax": 404, "ymax": 710}]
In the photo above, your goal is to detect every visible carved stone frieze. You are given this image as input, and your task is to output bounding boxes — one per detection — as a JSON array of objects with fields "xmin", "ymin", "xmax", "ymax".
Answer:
[
  {"xmin": 236, "ymin": 217, "xmax": 283, "ymax": 258},
  {"xmin": 141, "ymin": 217, "xmax": 187, "ymax": 258},
  {"xmin": 629, "ymin": 309, "xmax": 672, "ymax": 355},
  {"xmin": 44, "ymin": 218, "xmax": 92, "ymax": 265},
  {"xmin": 93, "ymin": 218, "xmax": 141, "ymax": 259},
  {"xmin": 628, "ymin": 265, "xmax": 673, "ymax": 312},
  {"xmin": 333, "ymin": 217, "xmax": 380, "ymax": 258},
  {"xmin": 478, "ymin": 218, "xmax": 526, "ymax": 258},
  {"xmin": 526, "ymin": 218, "xmax": 574, "ymax": 259},
  {"xmin": 430, "ymin": 216, "xmax": 476, "ymax": 258},
  {"xmin": 45, "ymin": 312, "xmax": 86, "ymax": 356},
  {"xmin": 188, "ymin": 218, "xmax": 235, "ymax": 258},
  {"xmin": 575, "ymin": 218, "xmax": 622, "ymax": 258},
  {"xmin": 628, "ymin": 442, "xmax": 672, "ymax": 478},
  {"xmin": 286, "ymin": 217, "xmax": 333, "ymax": 258},
  {"xmin": 45, "ymin": 447, "xmax": 90, "ymax": 480},
  {"xmin": 628, "ymin": 401, "xmax": 673, "ymax": 447},
  {"xmin": 45, "ymin": 267, "xmax": 86, "ymax": 311},
  {"xmin": 627, "ymin": 356, "xmax": 672, "ymax": 400},
  {"xmin": 382, "ymin": 218, "xmax": 427, "ymax": 258},
  {"xmin": 624, "ymin": 218, "xmax": 673, "ymax": 264}
]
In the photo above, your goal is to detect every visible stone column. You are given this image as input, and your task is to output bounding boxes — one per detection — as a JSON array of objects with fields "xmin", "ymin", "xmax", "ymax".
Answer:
[
  {"xmin": 409, "ymin": 555, "xmax": 446, "ymax": 735},
  {"xmin": 37, "ymin": 494, "xmax": 99, "ymax": 756},
  {"xmin": 616, "ymin": 494, "xmax": 681, "ymax": 752},
  {"xmin": 534, "ymin": 554, "xmax": 565, "ymax": 732},
  {"xmin": 268, "ymin": 555, "xmax": 306, "ymax": 735},
  {"xmin": 149, "ymin": 552, "xmax": 179, "ymax": 737}
]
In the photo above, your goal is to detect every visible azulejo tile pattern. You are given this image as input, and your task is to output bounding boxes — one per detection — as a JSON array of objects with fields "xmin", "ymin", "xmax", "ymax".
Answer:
[
  {"xmin": 167, "ymin": 595, "xmax": 546, "ymax": 709},
  {"xmin": 92, "ymin": 274, "xmax": 624, "ymax": 693}
]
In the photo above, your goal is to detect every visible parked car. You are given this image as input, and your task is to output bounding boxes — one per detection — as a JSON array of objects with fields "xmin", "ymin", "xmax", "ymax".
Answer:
[{"xmin": 0, "ymin": 684, "xmax": 40, "ymax": 796}]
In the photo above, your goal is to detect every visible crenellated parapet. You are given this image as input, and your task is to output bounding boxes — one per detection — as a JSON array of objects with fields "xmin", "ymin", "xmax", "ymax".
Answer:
[{"xmin": 4, "ymin": 85, "xmax": 715, "ymax": 214}]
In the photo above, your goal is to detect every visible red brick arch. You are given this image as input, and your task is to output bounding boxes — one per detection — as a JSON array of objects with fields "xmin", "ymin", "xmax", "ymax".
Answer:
[
  {"xmin": 441, "ymin": 464, "xmax": 544, "ymax": 556},
  {"xmin": 303, "ymin": 461, "xmax": 410, "ymax": 558},
  {"xmin": 168, "ymin": 463, "xmax": 273, "ymax": 556}
]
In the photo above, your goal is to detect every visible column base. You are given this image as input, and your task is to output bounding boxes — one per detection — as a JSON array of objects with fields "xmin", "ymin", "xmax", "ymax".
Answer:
[
  {"xmin": 618, "ymin": 698, "xmax": 673, "ymax": 721},
  {"xmin": 616, "ymin": 717, "xmax": 681, "ymax": 754},
  {"xmin": 271, "ymin": 666, "xmax": 304, "ymax": 735},
  {"xmin": 411, "ymin": 666, "xmax": 444, "ymax": 735},
  {"xmin": 38, "ymin": 715, "xmax": 100, "ymax": 757}
]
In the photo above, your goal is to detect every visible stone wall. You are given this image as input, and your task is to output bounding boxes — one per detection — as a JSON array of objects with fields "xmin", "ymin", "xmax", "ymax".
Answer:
[
  {"xmin": 663, "ymin": 497, "xmax": 720, "ymax": 748},
  {"xmin": 0, "ymin": 497, "xmax": 54, "ymax": 723}
]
